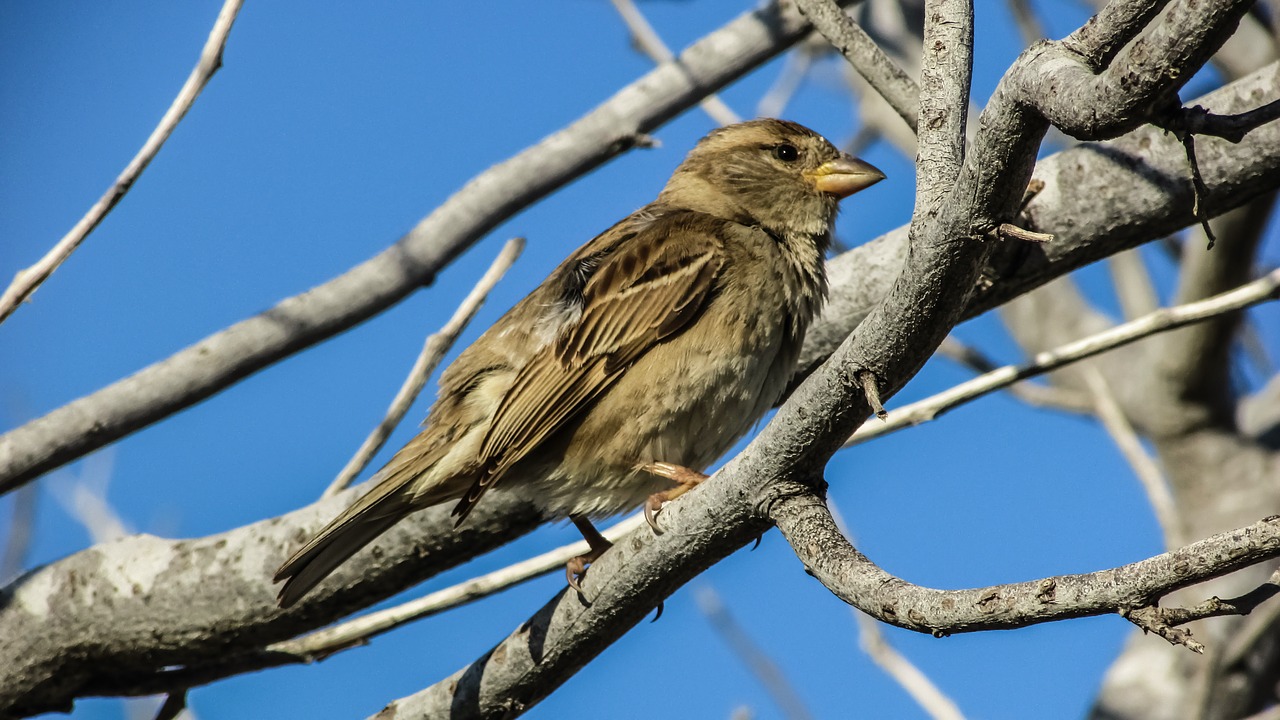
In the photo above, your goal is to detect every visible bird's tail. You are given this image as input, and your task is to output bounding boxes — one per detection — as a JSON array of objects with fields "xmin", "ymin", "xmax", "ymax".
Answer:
[{"xmin": 273, "ymin": 472, "xmax": 462, "ymax": 608}]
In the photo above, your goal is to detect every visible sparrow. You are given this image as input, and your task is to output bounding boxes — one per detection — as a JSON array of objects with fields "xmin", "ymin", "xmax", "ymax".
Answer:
[{"xmin": 274, "ymin": 119, "xmax": 884, "ymax": 607}]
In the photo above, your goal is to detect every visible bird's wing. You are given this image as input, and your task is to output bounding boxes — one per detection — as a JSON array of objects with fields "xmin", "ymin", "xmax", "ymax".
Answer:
[{"xmin": 451, "ymin": 211, "xmax": 725, "ymax": 521}]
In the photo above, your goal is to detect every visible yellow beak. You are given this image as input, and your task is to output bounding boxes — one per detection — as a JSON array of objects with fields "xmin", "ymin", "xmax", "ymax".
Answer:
[{"xmin": 808, "ymin": 156, "xmax": 886, "ymax": 198}]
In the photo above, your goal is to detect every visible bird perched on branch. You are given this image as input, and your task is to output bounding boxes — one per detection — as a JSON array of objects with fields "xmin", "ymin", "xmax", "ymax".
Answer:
[{"xmin": 274, "ymin": 119, "xmax": 884, "ymax": 607}]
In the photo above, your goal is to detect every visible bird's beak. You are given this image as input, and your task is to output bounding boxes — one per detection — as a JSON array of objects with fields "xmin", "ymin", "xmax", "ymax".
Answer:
[{"xmin": 807, "ymin": 156, "xmax": 886, "ymax": 198}]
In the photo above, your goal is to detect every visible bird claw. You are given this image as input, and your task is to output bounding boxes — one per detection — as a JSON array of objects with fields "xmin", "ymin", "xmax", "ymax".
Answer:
[
  {"xmin": 644, "ymin": 494, "xmax": 666, "ymax": 534},
  {"xmin": 566, "ymin": 515, "xmax": 611, "ymax": 595},
  {"xmin": 640, "ymin": 462, "xmax": 709, "ymax": 535},
  {"xmin": 566, "ymin": 555, "xmax": 590, "ymax": 594},
  {"xmin": 651, "ymin": 600, "xmax": 665, "ymax": 622}
]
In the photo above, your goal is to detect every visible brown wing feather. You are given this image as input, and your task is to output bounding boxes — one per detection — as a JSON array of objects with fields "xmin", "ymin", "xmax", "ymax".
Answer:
[{"xmin": 451, "ymin": 212, "xmax": 726, "ymax": 521}]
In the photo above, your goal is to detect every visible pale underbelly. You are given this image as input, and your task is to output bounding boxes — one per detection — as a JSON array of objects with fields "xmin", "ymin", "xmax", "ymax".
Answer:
[{"xmin": 517, "ymin": 320, "xmax": 795, "ymax": 518}]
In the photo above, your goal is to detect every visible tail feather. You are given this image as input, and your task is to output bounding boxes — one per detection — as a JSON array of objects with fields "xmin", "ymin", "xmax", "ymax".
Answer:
[
  {"xmin": 274, "ymin": 470, "xmax": 466, "ymax": 608},
  {"xmin": 275, "ymin": 510, "xmax": 405, "ymax": 608}
]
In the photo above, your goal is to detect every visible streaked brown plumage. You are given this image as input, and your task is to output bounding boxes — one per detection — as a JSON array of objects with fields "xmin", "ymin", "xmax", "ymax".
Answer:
[{"xmin": 274, "ymin": 119, "xmax": 884, "ymax": 607}]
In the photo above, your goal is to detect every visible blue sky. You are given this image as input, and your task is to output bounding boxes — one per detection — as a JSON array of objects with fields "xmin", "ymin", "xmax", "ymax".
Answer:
[{"xmin": 3, "ymin": 2, "xmax": 1275, "ymax": 719}]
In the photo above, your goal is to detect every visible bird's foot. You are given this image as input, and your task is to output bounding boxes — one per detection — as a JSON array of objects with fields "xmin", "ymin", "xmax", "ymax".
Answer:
[
  {"xmin": 641, "ymin": 462, "xmax": 709, "ymax": 533},
  {"xmin": 567, "ymin": 515, "xmax": 613, "ymax": 593}
]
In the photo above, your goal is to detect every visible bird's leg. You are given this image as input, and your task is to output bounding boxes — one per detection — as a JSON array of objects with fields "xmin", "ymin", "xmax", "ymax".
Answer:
[
  {"xmin": 566, "ymin": 514, "xmax": 613, "ymax": 593},
  {"xmin": 641, "ymin": 462, "xmax": 709, "ymax": 533}
]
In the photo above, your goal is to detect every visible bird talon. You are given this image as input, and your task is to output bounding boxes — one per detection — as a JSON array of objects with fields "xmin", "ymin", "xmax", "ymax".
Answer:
[
  {"xmin": 566, "ymin": 515, "xmax": 611, "ymax": 594},
  {"xmin": 565, "ymin": 556, "xmax": 590, "ymax": 594},
  {"xmin": 645, "ymin": 495, "xmax": 666, "ymax": 534}
]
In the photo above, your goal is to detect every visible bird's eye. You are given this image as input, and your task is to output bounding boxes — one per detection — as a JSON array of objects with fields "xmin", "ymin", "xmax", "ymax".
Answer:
[{"xmin": 773, "ymin": 143, "xmax": 799, "ymax": 162}]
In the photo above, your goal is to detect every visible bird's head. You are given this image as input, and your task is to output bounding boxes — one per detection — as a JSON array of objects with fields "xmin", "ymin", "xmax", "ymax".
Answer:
[{"xmin": 659, "ymin": 118, "xmax": 885, "ymax": 241}]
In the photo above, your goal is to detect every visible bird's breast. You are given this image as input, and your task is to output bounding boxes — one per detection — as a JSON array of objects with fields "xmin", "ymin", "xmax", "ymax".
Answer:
[{"xmin": 527, "ymin": 257, "xmax": 812, "ymax": 518}]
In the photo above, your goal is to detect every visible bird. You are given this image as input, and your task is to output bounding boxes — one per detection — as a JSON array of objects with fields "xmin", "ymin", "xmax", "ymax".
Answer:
[{"xmin": 274, "ymin": 119, "xmax": 885, "ymax": 608}]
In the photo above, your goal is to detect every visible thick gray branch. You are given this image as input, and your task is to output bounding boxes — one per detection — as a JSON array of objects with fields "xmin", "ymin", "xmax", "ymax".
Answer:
[{"xmin": 772, "ymin": 487, "xmax": 1280, "ymax": 634}]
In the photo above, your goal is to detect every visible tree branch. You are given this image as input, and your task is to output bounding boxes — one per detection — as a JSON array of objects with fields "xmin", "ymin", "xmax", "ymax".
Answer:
[
  {"xmin": 609, "ymin": 0, "xmax": 741, "ymax": 126},
  {"xmin": 0, "ymin": 0, "xmax": 244, "ymax": 326},
  {"xmin": 794, "ymin": 0, "xmax": 920, "ymax": 130},
  {"xmin": 322, "ymin": 238, "xmax": 524, "ymax": 498},
  {"xmin": 1083, "ymin": 367, "xmax": 1184, "ymax": 550},
  {"xmin": 772, "ymin": 487, "xmax": 1280, "ymax": 639},
  {"xmin": 1155, "ymin": 100, "xmax": 1280, "ymax": 144},
  {"xmin": 845, "ymin": 268, "xmax": 1280, "ymax": 446}
]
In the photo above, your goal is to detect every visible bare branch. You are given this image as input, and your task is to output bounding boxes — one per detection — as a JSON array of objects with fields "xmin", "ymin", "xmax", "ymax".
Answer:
[
  {"xmin": 1121, "ymin": 569, "xmax": 1280, "ymax": 654},
  {"xmin": 831, "ymin": 503, "xmax": 966, "ymax": 720},
  {"xmin": 935, "ymin": 336, "xmax": 1093, "ymax": 413},
  {"xmin": 322, "ymin": 238, "xmax": 524, "ymax": 498},
  {"xmin": 855, "ymin": 612, "xmax": 967, "ymax": 720},
  {"xmin": 1062, "ymin": 0, "xmax": 1170, "ymax": 70},
  {"xmin": 269, "ymin": 514, "xmax": 645, "ymax": 662},
  {"xmin": 1045, "ymin": 0, "xmax": 1252, "ymax": 141},
  {"xmin": 913, "ymin": 0, "xmax": 972, "ymax": 210},
  {"xmin": 694, "ymin": 585, "xmax": 814, "ymax": 720},
  {"xmin": 1119, "ymin": 604, "xmax": 1207, "ymax": 654},
  {"xmin": 1107, "ymin": 249, "xmax": 1160, "ymax": 320},
  {"xmin": 773, "ymin": 487, "xmax": 1280, "ymax": 639},
  {"xmin": 1180, "ymin": 133, "xmax": 1220, "ymax": 249},
  {"xmin": 995, "ymin": 223, "xmax": 1053, "ymax": 243},
  {"xmin": 1083, "ymin": 367, "xmax": 1184, "ymax": 550},
  {"xmin": 0, "ymin": 0, "xmax": 244, "ymax": 325},
  {"xmin": 0, "ymin": 485, "xmax": 36, "ymax": 582},
  {"xmin": 793, "ymin": 0, "xmax": 920, "ymax": 130},
  {"xmin": 1156, "ymin": 100, "xmax": 1280, "ymax": 144},
  {"xmin": 610, "ymin": 0, "xmax": 741, "ymax": 126},
  {"xmin": 845, "ymin": 268, "xmax": 1280, "ymax": 447}
]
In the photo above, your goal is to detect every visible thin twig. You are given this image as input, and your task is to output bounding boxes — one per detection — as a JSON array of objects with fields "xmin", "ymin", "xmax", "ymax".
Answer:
[
  {"xmin": 322, "ymin": 238, "xmax": 524, "ymax": 498},
  {"xmin": 1107, "ymin": 249, "xmax": 1160, "ymax": 319},
  {"xmin": 1223, "ymin": 569, "xmax": 1280, "ymax": 667},
  {"xmin": 1179, "ymin": 133, "xmax": 1218, "ymax": 249},
  {"xmin": 758, "ymin": 41, "xmax": 819, "ymax": 119},
  {"xmin": 793, "ymin": 0, "xmax": 920, "ymax": 131},
  {"xmin": 609, "ymin": 0, "xmax": 741, "ymax": 126},
  {"xmin": 859, "ymin": 370, "xmax": 888, "ymax": 419},
  {"xmin": 830, "ymin": 503, "xmax": 966, "ymax": 720},
  {"xmin": 1121, "ymin": 568, "xmax": 1280, "ymax": 654},
  {"xmin": 854, "ymin": 613, "xmax": 967, "ymax": 719},
  {"xmin": 1157, "ymin": 100, "xmax": 1280, "ymax": 143},
  {"xmin": 995, "ymin": 222, "xmax": 1053, "ymax": 243},
  {"xmin": 935, "ymin": 336, "xmax": 1093, "ymax": 413},
  {"xmin": 694, "ymin": 585, "xmax": 814, "ymax": 720},
  {"xmin": 1006, "ymin": 0, "xmax": 1047, "ymax": 46},
  {"xmin": 268, "ymin": 514, "xmax": 647, "ymax": 660},
  {"xmin": 0, "ymin": 484, "xmax": 37, "ymax": 582},
  {"xmin": 1120, "ymin": 604, "xmax": 1206, "ymax": 653},
  {"xmin": 845, "ymin": 269, "xmax": 1280, "ymax": 447},
  {"xmin": 1082, "ymin": 367, "xmax": 1184, "ymax": 549},
  {"xmin": 0, "ymin": 0, "xmax": 244, "ymax": 325}
]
